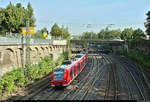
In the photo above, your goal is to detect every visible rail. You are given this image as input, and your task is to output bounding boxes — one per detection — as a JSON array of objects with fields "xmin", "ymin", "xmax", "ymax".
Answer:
[{"xmin": 0, "ymin": 37, "xmax": 65, "ymax": 44}]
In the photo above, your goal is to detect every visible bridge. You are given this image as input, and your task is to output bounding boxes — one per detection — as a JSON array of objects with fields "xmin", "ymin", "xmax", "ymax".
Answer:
[
  {"xmin": 70, "ymin": 39, "xmax": 126, "ymax": 54},
  {"xmin": 0, "ymin": 37, "xmax": 67, "ymax": 76},
  {"xmin": 71, "ymin": 39, "xmax": 125, "ymax": 44}
]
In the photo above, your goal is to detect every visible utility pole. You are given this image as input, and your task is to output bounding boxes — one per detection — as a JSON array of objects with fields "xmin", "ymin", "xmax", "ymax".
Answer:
[
  {"xmin": 21, "ymin": 30, "xmax": 24, "ymax": 71},
  {"xmin": 26, "ymin": 18, "xmax": 30, "ymax": 65},
  {"xmin": 62, "ymin": 25, "xmax": 64, "ymax": 39}
]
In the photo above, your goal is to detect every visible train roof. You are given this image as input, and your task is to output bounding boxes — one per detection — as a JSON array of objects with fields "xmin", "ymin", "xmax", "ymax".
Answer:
[{"xmin": 53, "ymin": 54, "xmax": 85, "ymax": 70}]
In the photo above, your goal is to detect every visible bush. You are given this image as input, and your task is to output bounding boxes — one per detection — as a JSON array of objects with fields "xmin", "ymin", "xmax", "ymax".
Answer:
[
  {"xmin": 56, "ymin": 54, "xmax": 65, "ymax": 66},
  {"xmin": 0, "ymin": 68, "xmax": 26, "ymax": 93},
  {"xmin": 1, "ymin": 73, "xmax": 15, "ymax": 92},
  {"xmin": 39, "ymin": 60, "xmax": 48, "ymax": 75},
  {"xmin": 0, "ymin": 51, "xmax": 70, "ymax": 96},
  {"xmin": 125, "ymin": 49, "xmax": 150, "ymax": 73},
  {"xmin": 14, "ymin": 69, "xmax": 25, "ymax": 87}
]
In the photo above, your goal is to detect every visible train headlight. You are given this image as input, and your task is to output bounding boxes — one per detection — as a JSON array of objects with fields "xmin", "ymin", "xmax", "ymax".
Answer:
[{"xmin": 64, "ymin": 80, "xmax": 66, "ymax": 81}]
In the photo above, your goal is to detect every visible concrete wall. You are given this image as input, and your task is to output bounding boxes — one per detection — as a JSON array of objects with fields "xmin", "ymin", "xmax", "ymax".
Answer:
[{"xmin": 0, "ymin": 43, "xmax": 67, "ymax": 77}]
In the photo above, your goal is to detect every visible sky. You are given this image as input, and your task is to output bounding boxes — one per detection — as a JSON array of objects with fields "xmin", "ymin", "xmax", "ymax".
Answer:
[{"xmin": 0, "ymin": 0, "xmax": 150, "ymax": 35}]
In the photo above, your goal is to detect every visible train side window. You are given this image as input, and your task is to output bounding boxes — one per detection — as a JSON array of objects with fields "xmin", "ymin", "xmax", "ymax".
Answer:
[
  {"xmin": 74, "ymin": 66, "xmax": 77, "ymax": 73},
  {"xmin": 70, "ymin": 69, "xmax": 73, "ymax": 78},
  {"xmin": 77, "ymin": 64, "xmax": 80, "ymax": 72},
  {"xmin": 72, "ymin": 67, "xmax": 74, "ymax": 75},
  {"xmin": 82, "ymin": 61, "xmax": 84, "ymax": 67}
]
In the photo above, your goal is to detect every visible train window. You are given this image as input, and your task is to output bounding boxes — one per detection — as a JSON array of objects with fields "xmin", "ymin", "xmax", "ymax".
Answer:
[
  {"xmin": 75, "ymin": 55, "xmax": 82, "ymax": 58},
  {"xmin": 77, "ymin": 64, "xmax": 80, "ymax": 72},
  {"xmin": 62, "ymin": 60, "xmax": 72, "ymax": 65},
  {"xmin": 74, "ymin": 66, "xmax": 77, "ymax": 73},
  {"xmin": 53, "ymin": 68, "xmax": 64, "ymax": 81},
  {"xmin": 72, "ymin": 67, "xmax": 74, "ymax": 75},
  {"xmin": 70, "ymin": 68, "xmax": 73, "ymax": 78},
  {"xmin": 82, "ymin": 61, "xmax": 84, "ymax": 67}
]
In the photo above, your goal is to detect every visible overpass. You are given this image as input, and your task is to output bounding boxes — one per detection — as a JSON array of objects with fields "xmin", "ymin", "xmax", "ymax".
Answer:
[
  {"xmin": 70, "ymin": 39, "xmax": 126, "ymax": 54},
  {"xmin": 71, "ymin": 39, "xmax": 125, "ymax": 44}
]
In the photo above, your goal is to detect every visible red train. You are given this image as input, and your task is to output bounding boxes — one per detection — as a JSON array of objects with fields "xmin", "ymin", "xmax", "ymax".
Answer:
[{"xmin": 51, "ymin": 50, "xmax": 88, "ymax": 87}]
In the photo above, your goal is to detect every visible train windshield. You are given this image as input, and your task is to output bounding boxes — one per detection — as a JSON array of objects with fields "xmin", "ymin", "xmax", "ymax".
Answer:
[
  {"xmin": 75, "ymin": 55, "xmax": 82, "ymax": 58},
  {"xmin": 53, "ymin": 68, "xmax": 64, "ymax": 81},
  {"xmin": 62, "ymin": 60, "xmax": 72, "ymax": 65}
]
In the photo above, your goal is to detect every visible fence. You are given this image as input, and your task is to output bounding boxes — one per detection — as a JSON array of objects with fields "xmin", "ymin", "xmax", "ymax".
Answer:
[{"xmin": 0, "ymin": 37, "xmax": 53, "ymax": 44}]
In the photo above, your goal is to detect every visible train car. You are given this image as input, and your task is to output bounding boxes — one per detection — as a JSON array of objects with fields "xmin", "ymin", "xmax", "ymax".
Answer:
[{"xmin": 51, "ymin": 53, "xmax": 87, "ymax": 87}]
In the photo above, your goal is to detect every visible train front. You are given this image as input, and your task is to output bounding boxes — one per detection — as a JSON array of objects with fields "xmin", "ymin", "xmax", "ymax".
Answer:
[{"xmin": 51, "ymin": 65, "xmax": 68, "ymax": 87}]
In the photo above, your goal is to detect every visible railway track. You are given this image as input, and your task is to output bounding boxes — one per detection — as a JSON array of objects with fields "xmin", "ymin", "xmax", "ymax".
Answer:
[
  {"xmin": 57, "ymin": 55, "xmax": 98, "ymax": 100},
  {"xmin": 103, "ymin": 55, "xmax": 118, "ymax": 100},
  {"xmin": 10, "ymin": 53, "xmax": 149, "ymax": 101},
  {"xmin": 19, "ymin": 55, "xmax": 94, "ymax": 100},
  {"xmin": 113, "ymin": 56, "xmax": 148, "ymax": 101},
  {"xmin": 10, "ymin": 74, "xmax": 50, "ymax": 100},
  {"xmin": 72, "ymin": 55, "xmax": 103, "ymax": 100}
]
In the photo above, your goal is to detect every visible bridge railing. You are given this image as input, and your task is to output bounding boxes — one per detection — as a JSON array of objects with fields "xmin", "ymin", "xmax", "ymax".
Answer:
[
  {"xmin": 0, "ymin": 37, "xmax": 60, "ymax": 44},
  {"xmin": 71, "ymin": 38, "xmax": 124, "ymax": 41}
]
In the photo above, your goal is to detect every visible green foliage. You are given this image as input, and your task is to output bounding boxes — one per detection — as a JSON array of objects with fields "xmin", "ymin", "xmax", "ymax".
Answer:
[
  {"xmin": 56, "ymin": 54, "xmax": 65, "ymax": 66},
  {"xmin": 0, "ymin": 68, "xmax": 25, "ymax": 93},
  {"xmin": 61, "ymin": 25, "xmax": 70, "ymax": 39},
  {"xmin": 109, "ymin": 29, "xmax": 121, "ymax": 39},
  {"xmin": 34, "ymin": 27, "xmax": 49, "ymax": 39},
  {"xmin": 73, "ymin": 35, "xmax": 82, "ymax": 39},
  {"xmin": 98, "ymin": 28, "xmax": 121, "ymax": 39},
  {"xmin": 121, "ymin": 28, "xmax": 134, "ymax": 40},
  {"xmin": 0, "ymin": 2, "xmax": 35, "ymax": 36},
  {"xmin": 50, "ymin": 23, "xmax": 62, "ymax": 37},
  {"xmin": 123, "ymin": 49, "xmax": 150, "ymax": 73},
  {"xmin": 81, "ymin": 31, "xmax": 98, "ymax": 39},
  {"xmin": 34, "ymin": 30, "xmax": 45, "ymax": 39},
  {"xmin": 26, "ymin": 56, "xmax": 53, "ymax": 80},
  {"xmin": 56, "ymin": 49, "xmax": 72, "ymax": 66},
  {"xmin": 0, "ymin": 52, "xmax": 70, "ymax": 96},
  {"xmin": 145, "ymin": 10, "xmax": 150, "ymax": 36},
  {"xmin": 27, "ymin": 2, "xmax": 35, "ymax": 27},
  {"xmin": 132, "ymin": 28, "xmax": 146, "ymax": 40}
]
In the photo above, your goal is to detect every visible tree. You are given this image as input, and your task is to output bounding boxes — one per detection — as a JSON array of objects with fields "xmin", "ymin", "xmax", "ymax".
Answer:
[
  {"xmin": 109, "ymin": 29, "xmax": 121, "ymax": 39},
  {"xmin": 0, "ymin": 2, "xmax": 35, "ymax": 36},
  {"xmin": 0, "ymin": 7, "xmax": 6, "ymax": 36},
  {"xmin": 73, "ymin": 35, "xmax": 82, "ymax": 39},
  {"xmin": 121, "ymin": 28, "xmax": 134, "ymax": 40},
  {"xmin": 50, "ymin": 23, "xmax": 62, "ymax": 37},
  {"xmin": 41, "ymin": 27, "xmax": 48, "ymax": 33},
  {"xmin": 27, "ymin": 2, "xmax": 35, "ymax": 27},
  {"xmin": 145, "ymin": 10, "xmax": 150, "ymax": 36},
  {"xmin": 98, "ymin": 29, "xmax": 105, "ymax": 39},
  {"xmin": 61, "ymin": 26, "xmax": 70, "ymax": 39},
  {"xmin": 34, "ymin": 30, "xmax": 44, "ymax": 39},
  {"xmin": 34, "ymin": 27, "xmax": 48, "ymax": 39},
  {"xmin": 132, "ymin": 28, "xmax": 146, "ymax": 40},
  {"xmin": 98, "ymin": 27, "xmax": 112, "ymax": 39}
]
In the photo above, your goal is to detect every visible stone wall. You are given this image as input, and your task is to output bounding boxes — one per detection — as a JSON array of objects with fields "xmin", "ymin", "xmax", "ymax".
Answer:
[{"xmin": 0, "ymin": 43, "xmax": 67, "ymax": 77}]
